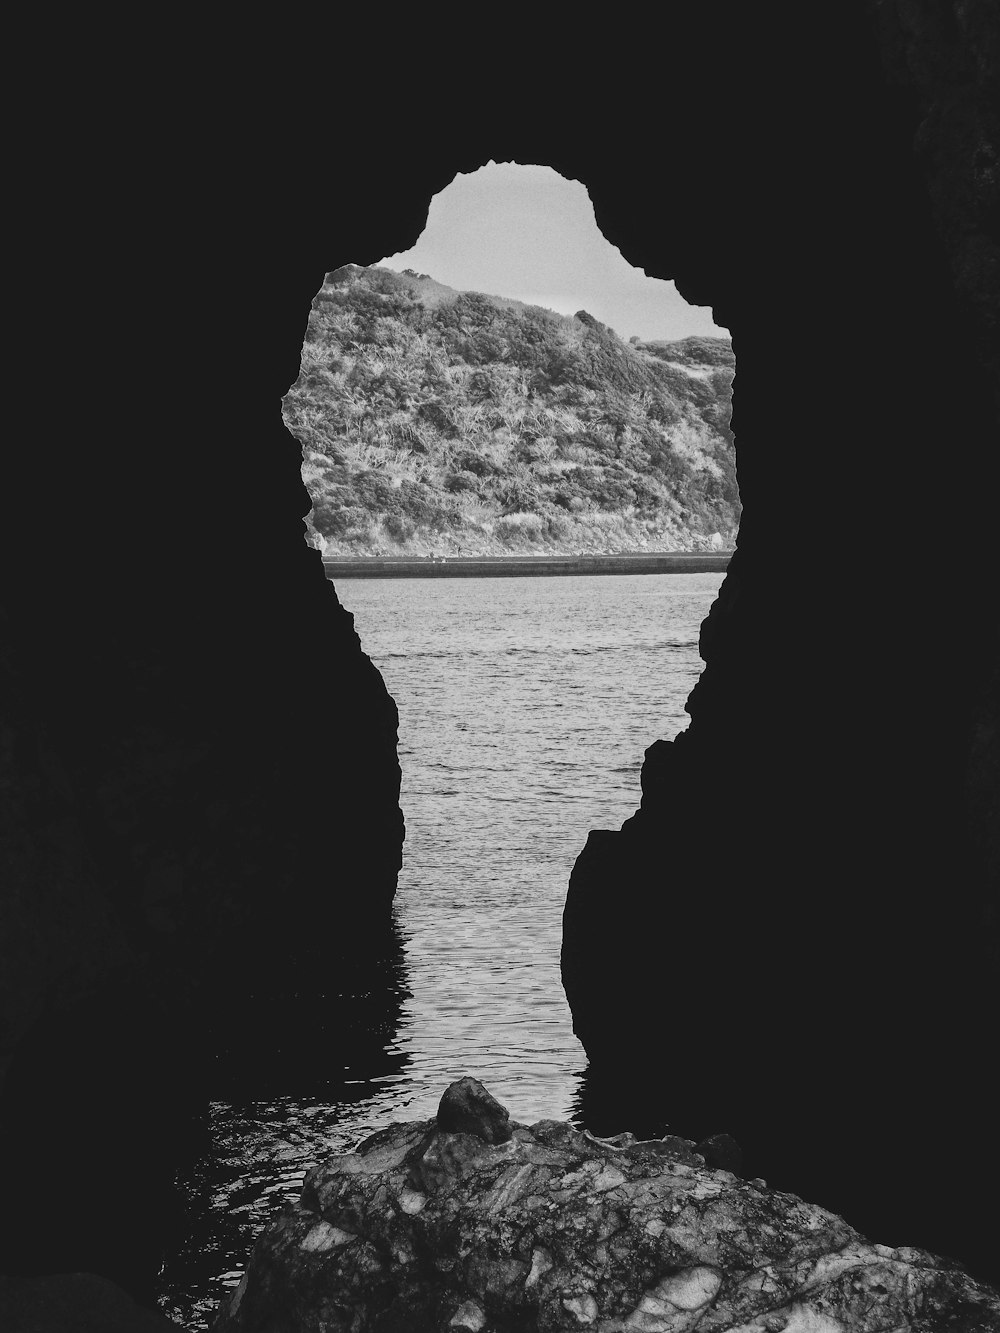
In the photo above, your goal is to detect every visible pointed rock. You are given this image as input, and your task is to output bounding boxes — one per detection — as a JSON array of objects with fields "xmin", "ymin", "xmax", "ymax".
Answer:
[{"xmin": 436, "ymin": 1076, "xmax": 512, "ymax": 1144}]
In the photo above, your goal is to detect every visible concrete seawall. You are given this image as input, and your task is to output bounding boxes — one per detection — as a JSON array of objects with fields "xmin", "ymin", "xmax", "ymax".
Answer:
[{"xmin": 322, "ymin": 553, "xmax": 732, "ymax": 579}]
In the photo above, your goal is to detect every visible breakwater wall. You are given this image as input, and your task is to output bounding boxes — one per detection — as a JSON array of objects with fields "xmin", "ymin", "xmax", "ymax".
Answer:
[{"xmin": 322, "ymin": 552, "xmax": 732, "ymax": 579}]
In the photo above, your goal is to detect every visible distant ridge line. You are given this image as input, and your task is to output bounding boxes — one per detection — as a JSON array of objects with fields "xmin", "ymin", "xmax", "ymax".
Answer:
[{"xmin": 322, "ymin": 553, "xmax": 732, "ymax": 579}]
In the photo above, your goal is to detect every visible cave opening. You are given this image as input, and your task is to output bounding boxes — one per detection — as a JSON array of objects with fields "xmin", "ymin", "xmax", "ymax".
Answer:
[
  {"xmin": 279, "ymin": 161, "xmax": 740, "ymax": 1126},
  {"xmin": 140, "ymin": 166, "xmax": 748, "ymax": 1324}
]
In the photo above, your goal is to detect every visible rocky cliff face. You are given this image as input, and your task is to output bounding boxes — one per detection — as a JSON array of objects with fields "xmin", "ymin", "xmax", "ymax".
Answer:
[{"xmin": 213, "ymin": 1081, "xmax": 999, "ymax": 1332}]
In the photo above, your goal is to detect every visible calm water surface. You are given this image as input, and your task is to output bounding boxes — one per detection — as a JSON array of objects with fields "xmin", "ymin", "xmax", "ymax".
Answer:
[{"xmin": 159, "ymin": 571, "xmax": 724, "ymax": 1327}]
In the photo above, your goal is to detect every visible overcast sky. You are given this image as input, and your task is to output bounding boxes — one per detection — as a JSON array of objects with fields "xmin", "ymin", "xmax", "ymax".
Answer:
[{"xmin": 379, "ymin": 161, "xmax": 728, "ymax": 342}]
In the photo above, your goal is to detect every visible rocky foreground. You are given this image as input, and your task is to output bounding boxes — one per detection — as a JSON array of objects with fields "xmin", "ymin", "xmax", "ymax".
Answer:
[{"xmin": 214, "ymin": 1079, "xmax": 998, "ymax": 1332}]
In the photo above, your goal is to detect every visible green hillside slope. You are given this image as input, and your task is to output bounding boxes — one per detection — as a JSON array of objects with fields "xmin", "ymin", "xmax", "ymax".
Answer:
[{"xmin": 284, "ymin": 265, "xmax": 739, "ymax": 556}]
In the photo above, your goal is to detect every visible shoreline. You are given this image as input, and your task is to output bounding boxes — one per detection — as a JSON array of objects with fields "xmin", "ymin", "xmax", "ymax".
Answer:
[{"xmin": 322, "ymin": 552, "xmax": 732, "ymax": 579}]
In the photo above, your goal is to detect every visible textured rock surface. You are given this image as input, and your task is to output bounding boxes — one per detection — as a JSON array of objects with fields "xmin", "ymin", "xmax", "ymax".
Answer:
[{"xmin": 213, "ymin": 1084, "xmax": 998, "ymax": 1332}]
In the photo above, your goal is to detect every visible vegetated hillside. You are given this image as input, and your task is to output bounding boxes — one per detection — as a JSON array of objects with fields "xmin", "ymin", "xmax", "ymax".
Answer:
[{"xmin": 284, "ymin": 265, "xmax": 738, "ymax": 556}]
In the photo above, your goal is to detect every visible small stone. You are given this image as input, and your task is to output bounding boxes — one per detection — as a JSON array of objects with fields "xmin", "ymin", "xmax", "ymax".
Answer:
[
  {"xmin": 300, "ymin": 1221, "xmax": 353, "ymax": 1252},
  {"xmin": 449, "ymin": 1299, "xmax": 486, "ymax": 1330},
  {"xmin": 437, "ymin": 1077, "xmax": 512, "ymax": 1144},
  {"xmin": 590, "ymin": 1164, "xmax": 627, "ymax": 1192},
  {"xmin": 563, "ymin": 1292, "xmax": 599, "ymax": 1324},
  {"xmin": 694, "ymin": 1133, "xmax": 743, "ymax": 1176},
  {"xmin": 658, "ymin": 1266, "xmax": 722, "ymax": 1311},
  {"xmin": 525, "ymin": 1246, "xmax": 553, "ymax": 1288}
]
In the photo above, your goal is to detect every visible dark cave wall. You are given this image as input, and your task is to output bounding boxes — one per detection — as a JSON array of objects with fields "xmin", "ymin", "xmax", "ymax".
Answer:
[
  {"xmin": 0, "ymin": 339, "xmax": 417, "ymax": 1316},
  {"xmin": 0, "ymin": 460, "xmax": 408, "ymax": 1292},
  {"xmin": 563, "ymin": 0, "xmax": 999, "ymax": 1282},
  {"xmin": 1, "ymin": 0, "xmax": 996, "ymax": 1299},
  {"xmin": 1, "ymin": 546, "xmax": 405, "ymax": 1070},
  {"xmin": 869, "ymin": 0, "xmax": 1000, "ymax": 925}
]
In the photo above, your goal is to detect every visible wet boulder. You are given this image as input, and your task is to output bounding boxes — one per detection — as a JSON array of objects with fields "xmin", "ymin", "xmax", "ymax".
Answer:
[
  {"xmin": 436, "ymin": 1076, "xmax": 513, "ymax": 1144},
  {"xmin": 213, "ymin": 1082, "xmax": 999, "ymax": 1332}
]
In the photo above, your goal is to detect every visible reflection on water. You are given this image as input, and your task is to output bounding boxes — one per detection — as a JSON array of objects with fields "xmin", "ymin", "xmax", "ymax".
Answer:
[{"xmin": 158, "ymin": 573, "xmax": 722, "ymax": 1328}]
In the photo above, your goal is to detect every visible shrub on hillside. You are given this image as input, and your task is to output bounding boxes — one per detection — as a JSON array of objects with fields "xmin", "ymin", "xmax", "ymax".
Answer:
[
  {"xmin": 494, "ymin": 475, "xmax": 537, "ymax": 511},
  {"xmin": 468, "ymin": 369, "xmax": 498, "ymax": 402},
  {"xmin": 632, "ymin": 478, "xmax": 663, "ymax": 513},
  {"xmin": 496, "ymin": 511, "xmax": 544, "ymax": 542},
  {"xmin": 417, "ymin": 398, "xmax": 459, "ymax": 435},
  {"xmin": 456, "ymin": 449, "xmax": 500, "ymax": 478},
  {"xmin": 445, "ymin": 471, "xmax": 480, "ymax": 494},
  {"xmin": 647, "ymin": 443, "xmax": 694, "ymax": 486},
  {"xmin": 397, "ymin": 480, "xmax": 436, "ymax": 522},
  {"xmin": 312, "ymin": 503, "xmax": 368, "ymax": 539},
  {"xmin": 384, "ymin": 513, "xmax": 416, "ymax": 542},
  {"xmin": 552, "ymin": 486, "xmax": 583, "ymax": 511},
  {"xmin": 352, "ymin": 471, "xmax": 397, "ymax": 509},
  {"xmin": 647, "ymin": 393, "xmax": 681, "ymax": 427}
]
